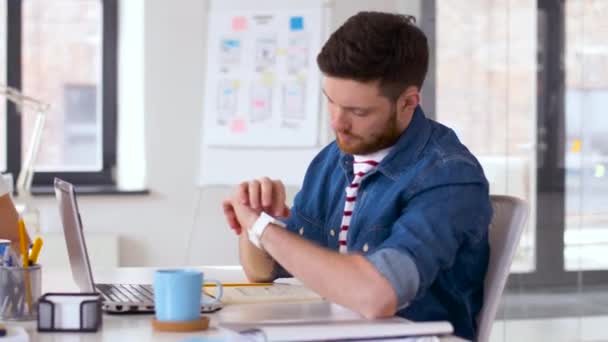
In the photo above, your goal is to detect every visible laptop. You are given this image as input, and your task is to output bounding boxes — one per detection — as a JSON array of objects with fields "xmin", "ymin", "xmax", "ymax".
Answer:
[{"xmin": 54, "ymin": 178, "xmax": 223, "ymax": 314}]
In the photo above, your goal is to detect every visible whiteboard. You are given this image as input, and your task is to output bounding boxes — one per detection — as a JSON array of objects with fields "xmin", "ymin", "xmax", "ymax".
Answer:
[
  {"xmin": 202, "ymin": 8, "xmax": 322, "ymax": 147},
  {"xmin": 198, "ymin": 0, "xmax": 332, "ymax": 186}
]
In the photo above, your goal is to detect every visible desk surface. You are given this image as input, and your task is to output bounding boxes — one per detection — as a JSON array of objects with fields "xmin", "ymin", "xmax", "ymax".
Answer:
[{"xmin": 3, "ymin": 266, "xmax": 467, "ymax": 341}]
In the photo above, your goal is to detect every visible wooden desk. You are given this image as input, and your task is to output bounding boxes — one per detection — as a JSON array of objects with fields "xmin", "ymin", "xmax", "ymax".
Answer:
[{"xmin": 2, "ymin": 266, "xmax": 468, "ymax": 341}]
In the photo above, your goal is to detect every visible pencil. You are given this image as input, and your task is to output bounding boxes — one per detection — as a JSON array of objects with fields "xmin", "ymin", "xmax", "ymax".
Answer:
[
  {"xmin": 17, "ymin": 220, "xmax": 28, "ymax": 268},
  {"xmin": 203, "ymin": 283, "xmax": 273, "ymax": 287}
]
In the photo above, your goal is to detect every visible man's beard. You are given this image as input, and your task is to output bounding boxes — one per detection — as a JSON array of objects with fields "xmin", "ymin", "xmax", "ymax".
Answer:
[{"xmin": 336, "ymin": 110, "xmax": 402, "ymax": 155}]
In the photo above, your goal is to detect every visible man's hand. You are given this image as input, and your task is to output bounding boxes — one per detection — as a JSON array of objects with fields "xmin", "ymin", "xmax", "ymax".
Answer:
[
  {"xmin": 225, "ymin": 194, "xmax": 260, "ymax": 234},
  {"xmin": 239, "ymin": 177, "xmax": 290, "ymax": 217},
  {"xmin": 222, "ymin": 177, "xmax": 290, "ymax": 235}
]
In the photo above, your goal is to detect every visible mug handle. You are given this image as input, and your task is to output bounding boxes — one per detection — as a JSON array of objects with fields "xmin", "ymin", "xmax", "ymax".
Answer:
[{"xmin": 202, "ymin": 278, "xmax": 223, "ymax": 305}]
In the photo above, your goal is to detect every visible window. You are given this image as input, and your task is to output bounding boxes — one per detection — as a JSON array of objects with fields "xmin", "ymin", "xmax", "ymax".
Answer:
[
  {"xmin": 423, "ymin": 0, "xmax": 608, "ymax": 286},
  {"xmin": 3, "ymin": 0, "xmax": 117, "ymax": 188},
  {"xmin": 1, "ymin": 0, "xmax": 6, "ymax": 172},
  {"xmin": 564, "ymin": 0, "xmax": 608, "ymax": 271},
  {"xmin": 434, "ymin": 0, "xmax": 537, "ymax": 272}
]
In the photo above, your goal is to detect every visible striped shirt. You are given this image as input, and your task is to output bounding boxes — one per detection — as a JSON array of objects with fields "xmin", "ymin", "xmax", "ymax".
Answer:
[{"xmin": 338, "ymin": 147, "xmax": 391, "ymax": 253}]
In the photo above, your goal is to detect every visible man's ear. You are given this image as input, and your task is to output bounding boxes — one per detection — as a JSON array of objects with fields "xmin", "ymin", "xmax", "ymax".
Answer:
[{"xmin": 398, "ymin": 86, "xmax": 420, "ymax": 114}]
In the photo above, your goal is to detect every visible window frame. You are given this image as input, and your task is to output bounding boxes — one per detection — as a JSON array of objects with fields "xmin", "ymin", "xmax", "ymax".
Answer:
[
  {"xmin": 5, "ymin": 0, "xmax": 118, "ymax": 188},
  {"xmin": 421, "ymin": 0, "xmax": 608, "ymax": 287}
]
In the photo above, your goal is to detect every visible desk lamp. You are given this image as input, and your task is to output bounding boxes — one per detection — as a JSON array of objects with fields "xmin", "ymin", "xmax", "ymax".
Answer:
[{"xmin": 1, "ymin": 83, "xmax": 49, "ymax": 233}]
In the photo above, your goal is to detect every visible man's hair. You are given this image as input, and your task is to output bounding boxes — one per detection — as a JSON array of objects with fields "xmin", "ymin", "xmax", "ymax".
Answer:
[{"xmin": 317, "ymin": 12, "xmax": 429, "ymax": 100}]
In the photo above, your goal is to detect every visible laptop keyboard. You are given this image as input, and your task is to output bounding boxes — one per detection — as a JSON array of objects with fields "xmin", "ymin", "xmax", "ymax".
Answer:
[{"xmin": 96, "ymin": 284, "xmax": 154, "ymax": 303}]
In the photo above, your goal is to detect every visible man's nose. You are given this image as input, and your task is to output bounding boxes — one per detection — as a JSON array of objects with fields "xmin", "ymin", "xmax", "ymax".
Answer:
[{"xmin": 330, "ymin": 107, "xmax": 349, "ymax": 132}]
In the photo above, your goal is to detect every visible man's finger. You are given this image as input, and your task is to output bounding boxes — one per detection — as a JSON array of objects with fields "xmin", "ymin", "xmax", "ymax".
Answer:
[
  {"xmin": 238, "ymin": 182, "xmax": 250, "ymax": 205},
  {"xmin": 222, "ymin": 200, "xmax": 242, "ymax": 234},
  {"xmin": 260, "ymin": 177, "xmax": 274, "ymax": 210},
  {"xmin": 272, "ymin": 179, "xmax": 287, "ymax": 217},
  {"xmin": 248, "ymin": 180, "xmax": 261, "ymax": 210}
]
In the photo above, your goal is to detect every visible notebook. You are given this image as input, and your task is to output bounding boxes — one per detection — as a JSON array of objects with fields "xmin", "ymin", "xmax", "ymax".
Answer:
[{"xmin": 222, "ymin": 317, "xmax": 454, "ymax": 342}]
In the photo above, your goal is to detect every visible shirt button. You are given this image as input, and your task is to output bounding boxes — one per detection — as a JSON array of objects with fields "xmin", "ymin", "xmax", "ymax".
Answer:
[
  {"xmin": 299, "ymin": 227, "xmax": 304, "ymax": 235},
  {"xmin": 330, "ymin": 229, "xmax": 335, "ymax": 237},
  {"xmin": 362, "ymin": 243, "xmax": 369, "ymax": 253}
]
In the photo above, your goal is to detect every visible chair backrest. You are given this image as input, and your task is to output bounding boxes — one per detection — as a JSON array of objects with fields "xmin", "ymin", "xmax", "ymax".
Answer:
[{"xmin": 477, "ymin": 195, "xmax": 529, "ymax": 342}]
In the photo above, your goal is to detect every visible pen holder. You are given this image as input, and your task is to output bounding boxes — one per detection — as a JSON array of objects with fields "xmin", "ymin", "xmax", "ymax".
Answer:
[
  {"xmin": 0, "ymin": 264, "xmax": 42, "ymax": 321},
  {"xmin": 38, "ymin": 293, "xmax": 103, "ymax": 332}
]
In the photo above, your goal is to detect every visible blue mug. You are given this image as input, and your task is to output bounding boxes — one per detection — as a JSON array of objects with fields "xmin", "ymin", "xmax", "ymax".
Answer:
[{"xmin": 153, "ymin": 269, "xmax": 222, "ymax": 322}]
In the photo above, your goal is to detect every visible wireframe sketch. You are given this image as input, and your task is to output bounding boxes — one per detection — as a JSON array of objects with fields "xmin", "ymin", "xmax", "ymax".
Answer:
[
  {"xmin": 217, "ymin": 80, "xmax": 238, "ymax": 125},
  {"xmin": 250, "ymin": 83, "xmax": 273, "ymax": 122},
  {"xmin": 287, "ymin": 34, "xmax": 309, "ymax": 73},
  {"xmin": 255, "ymin": 36, "xmax": 278, "ymax": 71},
  {"xmin": 282, "ymin": 81, "xmax": 306, "ymax": 119},
  {"xmin": 220, "ymin": 38, "xmax": 241, "ymax": 70}
]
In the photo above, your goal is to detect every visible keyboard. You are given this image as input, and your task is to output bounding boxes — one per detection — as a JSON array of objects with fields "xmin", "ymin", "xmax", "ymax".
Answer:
[{"xmin": 96, "ymin": 284, "xmax": 154, "ymax": 303}]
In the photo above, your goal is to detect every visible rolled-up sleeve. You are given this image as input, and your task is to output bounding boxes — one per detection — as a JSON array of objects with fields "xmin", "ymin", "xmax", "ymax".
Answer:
[
  {"xmin": 366, "ymin": 248, "xmax": 420, "ymax": 310},
  {"xmin": 365, "ymin": 183, "xmax": 491, "ymax": 309}
]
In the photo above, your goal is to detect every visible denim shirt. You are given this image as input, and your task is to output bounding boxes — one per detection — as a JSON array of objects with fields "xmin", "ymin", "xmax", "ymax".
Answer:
[{"xmin": 278, "ymin": 106, "xmax": 492, "ymax": 340}]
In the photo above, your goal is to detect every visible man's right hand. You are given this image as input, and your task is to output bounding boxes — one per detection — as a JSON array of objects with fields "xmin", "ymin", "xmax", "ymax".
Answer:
[{"xmin": 222, "ymin": 177, "xmax": 290, "ymax": 235}]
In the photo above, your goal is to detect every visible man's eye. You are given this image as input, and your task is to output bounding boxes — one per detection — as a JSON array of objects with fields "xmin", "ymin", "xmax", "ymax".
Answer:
[{"xmin": 352, "ymin": 110, "xmax": 367, "ymax": 116}]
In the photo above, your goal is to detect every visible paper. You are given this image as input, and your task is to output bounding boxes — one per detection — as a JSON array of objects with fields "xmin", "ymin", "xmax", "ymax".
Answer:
[
  {"xmin": 223, "ymin": 318, "xmax": 453, "ymax": 342},
  {"xmin": 214, "ymin": 284, "xmax": 322, "ymax": 304},
  {"xmin": 202, "ymin": 9, "xmax": 323, "ymax": 147}
]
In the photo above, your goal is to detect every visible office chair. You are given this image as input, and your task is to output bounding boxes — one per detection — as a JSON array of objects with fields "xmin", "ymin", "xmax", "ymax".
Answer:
[{"xmin": 477, "ymin": 195, "xmax": 529, "ymax": 342}]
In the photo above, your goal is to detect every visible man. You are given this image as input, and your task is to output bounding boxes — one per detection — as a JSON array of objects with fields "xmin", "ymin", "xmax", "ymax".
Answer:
[{"xmin": 223, "ymin": 12, "xmax": 492, "ymax": 340}]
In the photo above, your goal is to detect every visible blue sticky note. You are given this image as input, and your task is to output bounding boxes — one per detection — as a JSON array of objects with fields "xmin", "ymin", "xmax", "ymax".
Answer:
[
  {"xmin": 223, "ymin": 39, "xmax": 240, "ymax": 48},
  {"xmin": 290, "ymin": 16, "xmax": 304, "ymax": 31}
]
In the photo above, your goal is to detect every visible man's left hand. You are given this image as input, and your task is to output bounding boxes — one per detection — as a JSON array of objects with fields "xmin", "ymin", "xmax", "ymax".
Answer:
[{"xmin": 228, "ymin": 195, "xmax": 261, "ymax": 232}]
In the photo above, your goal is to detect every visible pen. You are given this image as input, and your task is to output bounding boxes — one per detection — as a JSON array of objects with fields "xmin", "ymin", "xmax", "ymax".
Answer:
[
  {"xmin": 29, "ymin": 237, "xmax": 43, "ymax": 265},
  {"xmin": 203, "ymin": 283, "xmax": 273, "ymax": 287},
  {"xmin": 18, "ymin": 219, "xmax": 29, "ymax": 268},
  {"xmin": 17, "ymin": 219, "xmax": 33, "ymax": 312}
]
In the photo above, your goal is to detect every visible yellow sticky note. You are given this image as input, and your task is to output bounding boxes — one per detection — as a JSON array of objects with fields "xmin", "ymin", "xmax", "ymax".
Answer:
[
  {"xmin": 571, "ymin": 139, "xmax": 582, "ymax": 153},
  {"xmin": 261, "ymin": 72, "xmax": 274, "ymax": 86},
  {"xmin": 231, "ymin": 80, "xmax": 240, "ymax": 89},
  {"xmin": 276, "ymin": 48, "xmax": 288, "ymax": 56},
  {"xmin": 595, "ymin": 164, "xmax": 606, "ymax": 178}
]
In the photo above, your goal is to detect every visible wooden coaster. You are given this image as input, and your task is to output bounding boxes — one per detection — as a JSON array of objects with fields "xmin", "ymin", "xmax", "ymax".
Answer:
[{"xmin": 152, "ymin": 316, "xmax": 210, "ymax": 332}]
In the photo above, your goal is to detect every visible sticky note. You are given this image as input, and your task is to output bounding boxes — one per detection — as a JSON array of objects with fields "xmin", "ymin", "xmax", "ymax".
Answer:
[
  {"xmin": 261, "ymin": 72, "xmax": 275, "ymax": 86},
  {"xmin": 253, "ymin": 100, "xmax": 266, "ymax": 108},
  {"xmin": 232, "ymin": 16, "xmax": 247, "ymax": 31},
  {"xmin": 571, "ymin": 139, "xmax": 582, "ymax": 153},
  {"xmin": 276, "ymin": 48, "xmax": 288, "ymax": 56},
  {"xmin": 222, "ymin": 39, "xmax": 240, "ymax": 49},
  {"xmin": 595, "ymin": 164, "xmax": 606, "ymax": 178},
  {"xmin": 230, "ymin": 119, "xmax": 247, "ymax": 134},
  {"xmin": 290, "ymin": 16, "xmax": 304, "ymax": 31},
  {"xmin": 231, "ymin": 80, "xmax": 240, "ymax": 88}
]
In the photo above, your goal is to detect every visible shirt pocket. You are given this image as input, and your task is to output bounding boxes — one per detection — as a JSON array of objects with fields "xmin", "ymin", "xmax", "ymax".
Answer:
[
  {"xmin": 292, "ymin": 210, "xmax": 326, "ymax": 246},
  {"xmin": 352, "ymin": 225, "xmax": 392, "ymax": 255}
]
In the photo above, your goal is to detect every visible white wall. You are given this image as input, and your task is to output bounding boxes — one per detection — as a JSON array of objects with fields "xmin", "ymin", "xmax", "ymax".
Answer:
[{"xmin": 22, "ymin": 0, "xmax": 420, "ymax": 267}]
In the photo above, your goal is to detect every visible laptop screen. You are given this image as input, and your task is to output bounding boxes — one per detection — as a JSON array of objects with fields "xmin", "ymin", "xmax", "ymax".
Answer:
[{"xmin": 54, "ymin": 177, "xmax": 96, "ymax": 292}]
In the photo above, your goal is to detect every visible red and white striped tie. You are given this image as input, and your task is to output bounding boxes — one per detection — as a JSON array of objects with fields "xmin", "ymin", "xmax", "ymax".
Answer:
[{"xmin": 338, "ymin": 159, "xmax": 379, "ymax": 253}]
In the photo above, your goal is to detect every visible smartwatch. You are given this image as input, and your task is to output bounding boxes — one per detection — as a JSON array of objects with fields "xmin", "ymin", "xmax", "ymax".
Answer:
[{"xmin": 248, "ymin": 212, "xmax": 286, "ymax": 249}]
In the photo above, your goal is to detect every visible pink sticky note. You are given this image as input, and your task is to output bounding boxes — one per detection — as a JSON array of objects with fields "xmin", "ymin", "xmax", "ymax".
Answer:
[
  {"xmin": 253, "ymin": 100, "xmax": 266, "ymax": 108},
  {"xmin": 230, "ymin": 119, "xmax": 247, "ymax": 133},
  {"xmin": 232, "ymin": 16, "xmax": 247, "ymax": 31}
]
